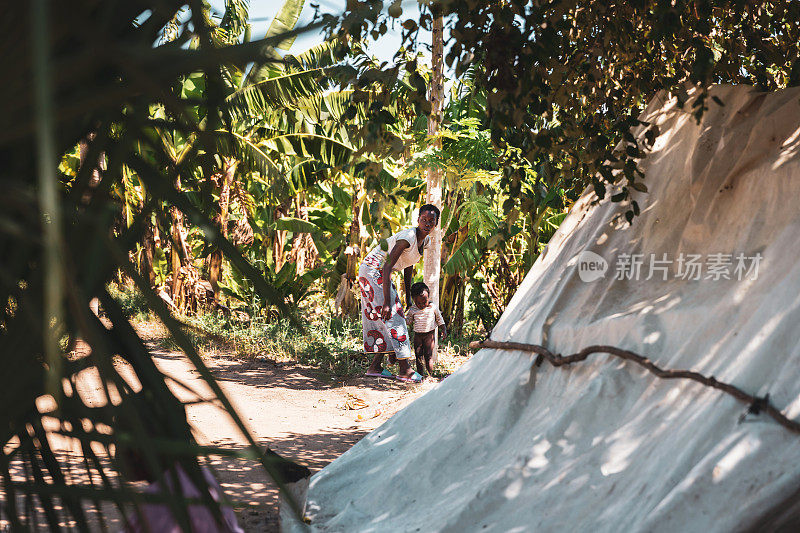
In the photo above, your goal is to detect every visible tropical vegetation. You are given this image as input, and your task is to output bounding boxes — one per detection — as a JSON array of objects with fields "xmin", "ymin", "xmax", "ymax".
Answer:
[{"xmin": 3, "ymin": 0, "xmax": 799, "ymax": 529}]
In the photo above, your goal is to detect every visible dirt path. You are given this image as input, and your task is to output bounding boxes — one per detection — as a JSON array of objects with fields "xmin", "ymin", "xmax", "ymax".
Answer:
[
  {"xmin": 2, "ymin": 323, "xmax": 448, "ymax": 531},
  {"xmin": 143, "ymin": 337, "xmax": 441, "ymax": 531}
]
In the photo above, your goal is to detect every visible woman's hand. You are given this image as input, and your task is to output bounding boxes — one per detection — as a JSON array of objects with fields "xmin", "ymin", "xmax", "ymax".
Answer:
[{"xmin": 377, "ymin": 304, "xmax": 392, "ymax": 321}]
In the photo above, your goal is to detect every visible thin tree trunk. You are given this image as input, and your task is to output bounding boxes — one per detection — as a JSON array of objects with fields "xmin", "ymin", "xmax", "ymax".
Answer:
[
  {"xmin": 170, "ymin": 205, "xmax": 186, "ymax": 308},
  {"xmin": 138, "ymin": 196, "xmax": 156, "ymax": 287},
  {"xmin": 271, "ymin": 196, "xmax": 292, "ymax": 272},
  {"xmin": 288, "ymin": 193, "xmax": 318, "ymax": 275},
  {"xmin": 337, "ymin": 185, "xmax": 361, "ymax": 316},
  {"xmin": 78, "ymin": 134, "xmax": 105, "ymax": 311},
  {"xmin": 346, "ymin": 189, "xmax": 360, "ymax": 282},
  {"xmin": 439, "ymin": 224, "xmax": 468, "ymax": 325},
  {"xmin": 169, "ymin": 172, "xmax": 191, "ymax": 309},
  {"xmin": 273, "ymin": 208, "xmax": 287, "ymax": 272},
  {"xmin": 423, "ymin": 11, "xmax": 445, "ymax": 356},
  {"xmin": 440, "ymin": 273, "xmax": 459, "ymax": 322},
  {"xmin": 78, "ymin": 134, "xmax": 104, "ymax": 202},
  {"xmin": 453, "ymin": 281, "xmax": 466, "ymax": 338},
  {"xmin": 209, "ymin": 158, "xmax": 238, "ymax": 302}
]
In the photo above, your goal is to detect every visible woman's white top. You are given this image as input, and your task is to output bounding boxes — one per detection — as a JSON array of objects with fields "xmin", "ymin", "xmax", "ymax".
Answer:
[{"xmin": 362, "ymin": 227, "xmax": 430, "ymax": 271}]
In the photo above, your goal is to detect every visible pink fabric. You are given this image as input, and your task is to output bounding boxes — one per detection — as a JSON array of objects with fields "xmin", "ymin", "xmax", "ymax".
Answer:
[{"xmin": 124, "ymin": 466, "xmax": 243, "ymax": 533}]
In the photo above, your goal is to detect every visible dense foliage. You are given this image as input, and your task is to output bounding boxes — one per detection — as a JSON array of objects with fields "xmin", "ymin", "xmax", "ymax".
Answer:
[
  {"xmin": 4, "ymin": 0, "xmax": 799, "ymax": 529},
  {"xmin": 328, "ymin": 0, "xmax": 800, "ymax": 223},
  {"xmin": 1, "ymin": 0, "xmax": 318, "ymax": 528}
]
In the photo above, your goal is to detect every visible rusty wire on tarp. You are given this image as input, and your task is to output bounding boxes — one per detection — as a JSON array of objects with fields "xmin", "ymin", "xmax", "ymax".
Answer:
[{"xmin": 469, "ymin": 339, "xmax": 800, "ymax": 435}]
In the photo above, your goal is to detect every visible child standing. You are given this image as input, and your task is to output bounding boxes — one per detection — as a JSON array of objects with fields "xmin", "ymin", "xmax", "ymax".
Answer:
[{"xmin": 406, "ymin": 282, "xmax": 447, "ymax": 378}]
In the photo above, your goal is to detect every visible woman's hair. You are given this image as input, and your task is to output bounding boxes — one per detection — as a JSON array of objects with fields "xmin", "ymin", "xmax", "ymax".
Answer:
[
  {"xmin": 419, "ymin": 203, "xmax": 440, "ymax": 222},
  {"xmin": 410, "ymin": 282, "xmax": 429, "ymax": 297}
]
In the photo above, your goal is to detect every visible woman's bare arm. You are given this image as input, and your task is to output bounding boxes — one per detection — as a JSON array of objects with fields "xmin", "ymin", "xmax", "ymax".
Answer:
[{"xmin": 403, "ymin": 266, "xmax": 413, "ymax": 307}]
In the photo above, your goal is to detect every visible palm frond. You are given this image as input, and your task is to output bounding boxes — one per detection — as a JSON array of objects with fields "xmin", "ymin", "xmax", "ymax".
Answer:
[
  {"xmin": 226, "ymin": 67, "xmax": 334, "ymax": 120},
  {"xmin": 0, "ymin": 1, "xmax": 318, "ymax": 527},
  {"xmin": 443, "ymin": 237, "xmax": 482, "ymax": 275},
  {"xmin": 284, "ymin": 39, "xmax": 346, "ymax": 70},
  {"xmin": 265, "ymin": 0, "xmax": 306, "ymax": 51},
  {"xmin": 458, "ymin": 192, "xmax": 500, "ymax": 238},
  {"xmin": 275, "ymin": 217, "xmax": 320, "ymax": 233},
  {"xmin": 213, "ymin": 130, "xmax": 283, "ymax": 181},
  {"xmin": 263, "ymin": 132, "xmax": 354, "ymax": 169},
  {"xmin": 219, "ymin": 0, "xmax": 250, "ymax": 41}
]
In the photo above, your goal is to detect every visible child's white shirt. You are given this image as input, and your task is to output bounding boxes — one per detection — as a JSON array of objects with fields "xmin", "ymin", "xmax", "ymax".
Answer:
[{"xmin": 406, "ymin": 303, "xmax": 445, "ymax": 333}]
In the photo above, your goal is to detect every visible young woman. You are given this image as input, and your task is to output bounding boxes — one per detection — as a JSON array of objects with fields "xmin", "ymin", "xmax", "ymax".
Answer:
[{"xmin": 360, "ymin": 204, "xmax": 440, "ymax": 382}]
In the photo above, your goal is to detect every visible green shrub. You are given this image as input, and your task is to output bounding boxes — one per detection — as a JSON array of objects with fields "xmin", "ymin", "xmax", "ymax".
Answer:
[{"xmin": 107, "ymin": 283, "xmax": 150, "ymax": 320}]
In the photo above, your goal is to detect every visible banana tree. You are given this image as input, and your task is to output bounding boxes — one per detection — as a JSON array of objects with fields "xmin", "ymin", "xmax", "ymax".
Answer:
[
  {"xmin": 404, "ymin": 110, "xmax": 501, "ymax": 334},
  {"xmin": 137, "ymin": 2, "xmax": 358, "ymax": 308},
  {"xmin": 0, "ymin": 0, "xmax": 323, "ymax": 529},
  {"xmin": 220, "ymin": 38, "xmax": 424, "ymax": 316}
]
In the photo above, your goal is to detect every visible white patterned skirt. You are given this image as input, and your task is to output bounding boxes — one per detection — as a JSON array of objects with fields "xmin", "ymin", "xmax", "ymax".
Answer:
[{"xmin": 358, "ymin": 258, "xmax": 412, "ymax": 360}]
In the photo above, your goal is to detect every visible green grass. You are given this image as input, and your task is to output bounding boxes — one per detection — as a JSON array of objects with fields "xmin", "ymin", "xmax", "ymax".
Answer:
[
  {"xmin": 108, "ymin": 282, "xmax": 150, "ymax": 321},
  {"xmin": 179, "ymin": 313, "xmax": 366, "ymax": 380},
  {"xmin": 174, "ymin": 311, "xmax": 478, "ymax": 382},
  {"xmin": 116, "ymin": 282, "xmax": 480, "ymax": 381}
]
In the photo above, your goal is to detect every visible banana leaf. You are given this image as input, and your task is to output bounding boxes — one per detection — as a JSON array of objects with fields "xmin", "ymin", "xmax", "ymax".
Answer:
[{"xmin": 0, "ymin": 1, "xmax": 316, "ymax": 528}]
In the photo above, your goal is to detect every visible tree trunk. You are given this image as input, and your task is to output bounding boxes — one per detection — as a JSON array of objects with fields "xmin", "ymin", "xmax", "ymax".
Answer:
[
  {"xmin": 169, "ymin": 204, "xmax": 187, "ymax": 308},
  {"xmin": 288, "ymin": 193, "xmax": 318, "ymax": 275},
  {"xmin": 440, "ymin": 273, "xmax": 459, "ymax": 321},
  {"xmin": 78, "ymin": 134, "xmax": 105, "ymax": 203},
  {"xmin": 169, "ymin": 172, "xmax": 192, "ymax": 310},
  {"xmin": 423, "ymin": 14, "xmax": 445, "ymax": 302},
  {"xmin": 78, "ymin": 134, "xmax": 105, "ymax": 312},
  {"xmin": 138, "ymin": 197, "xmax": 156, "ymax": 288},
  {"xmin": 270, "ymin": 196, "xmax": 292, "ymax": 272},
  {"xmin": 439, "ymin": 224, "xmax": 468, "ymax": 326},
  {"xmin": 273, "ymin": 207, "xmax": 287, "ymax": 272},
  {"xmin": 453, "ymin": 280, "xmax": 466, "ymax": 338},
  {"xmin": 423, "ymin": 12, "xmax": 445, "ymax": 356},
  {"xmin": 336, "ymin": 186, "xmax": 361, "ymax": 317},
  {"xmin": 209, "ymin": 158, "xmax": 238, "ymax": 302}
]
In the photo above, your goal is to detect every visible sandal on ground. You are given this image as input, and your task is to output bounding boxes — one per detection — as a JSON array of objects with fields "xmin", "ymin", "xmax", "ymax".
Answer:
[
  {"xmin": 396, "ymin": 371, "xmax": 423, "ymax": 383},
  {"xmin": 365, "ymin": 368, "xmax": 395, "ymax": 378}
]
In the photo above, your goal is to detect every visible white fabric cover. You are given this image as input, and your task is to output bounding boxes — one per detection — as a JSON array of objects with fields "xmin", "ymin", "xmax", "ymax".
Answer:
[{"xmin": 285, "ymin": 85, "xmax": 800, "ymax": 532}]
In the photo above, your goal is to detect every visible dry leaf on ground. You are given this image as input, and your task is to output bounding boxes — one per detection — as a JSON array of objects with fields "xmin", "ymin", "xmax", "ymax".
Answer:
[{"xmin": 343, "ymin": 393, "xmax": 368, "ymax": 410}]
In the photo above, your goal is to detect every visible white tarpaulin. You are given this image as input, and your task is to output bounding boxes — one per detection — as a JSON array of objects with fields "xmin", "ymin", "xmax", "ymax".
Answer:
[{"xmin": 286, "ymin": 85, "xmax": 800, "ymax": 532}]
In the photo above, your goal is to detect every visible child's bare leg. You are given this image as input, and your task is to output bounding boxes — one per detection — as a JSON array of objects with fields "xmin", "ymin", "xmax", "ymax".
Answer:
[
  {"xmin": 424, "ymin": 352, "xmax": 434, "ymax": 376},
  {"xmin": 422, "ymin": 332, "xmax": 435, "ymax": 376},
  {"xmin": 413, "ymin": 335, "xmax": 426, "ymax": 375},
  {"xmin": 416, "ymin": 354, "xmax": 426, "ymax": 375}
]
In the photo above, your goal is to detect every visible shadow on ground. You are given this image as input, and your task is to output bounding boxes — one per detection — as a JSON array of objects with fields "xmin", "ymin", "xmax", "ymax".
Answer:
[
  {"xmin": 191, "ymin": 354, "xmax": 412, "ymax": 394},
  {"xmin": 209, "ymin": 425, "xmax": 371, "ymax": 532}
]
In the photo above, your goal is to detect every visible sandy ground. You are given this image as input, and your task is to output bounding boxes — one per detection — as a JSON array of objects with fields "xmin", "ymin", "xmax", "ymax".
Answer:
[
  {"xmin": 1, "ymin": 322, "xmax": 446, "ymax": 531},
  {"xmin": 150, "ymin": 342, "xmax": 441, "ymax": 531}
]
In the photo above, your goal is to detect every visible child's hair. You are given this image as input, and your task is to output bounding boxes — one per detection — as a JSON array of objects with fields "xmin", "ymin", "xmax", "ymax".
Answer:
[
  {"xmin": 410, "ymin": 282, "xmax": 429, "ymax": 298},
  {"xmin": 419, "ymin": 204, "xmax": 440, "ymax": 222}
]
